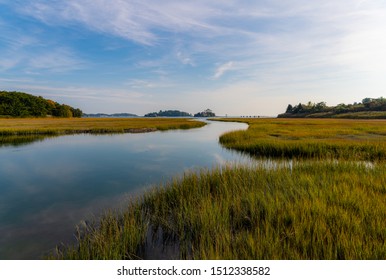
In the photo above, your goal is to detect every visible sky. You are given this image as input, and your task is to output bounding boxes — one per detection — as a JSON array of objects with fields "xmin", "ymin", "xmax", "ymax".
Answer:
[{"xmin": 1, "ymin": 0, "xmax": 386, "ymax": 116}]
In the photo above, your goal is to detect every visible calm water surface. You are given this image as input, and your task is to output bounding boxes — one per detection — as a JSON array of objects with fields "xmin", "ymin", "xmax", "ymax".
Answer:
[{"xmin": 0, "ymin": 120, "xmax": 250, "ymax": 259}]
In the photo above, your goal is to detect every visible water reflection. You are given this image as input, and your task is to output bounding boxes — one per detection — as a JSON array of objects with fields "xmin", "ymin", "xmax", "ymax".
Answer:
[
  {"xmin": 0, "ymin": 135, "xmax": 52, "ymax": 147},
  {"xmin": 0, "ymin": 121, "xmax": 250, "ymax": 259}
]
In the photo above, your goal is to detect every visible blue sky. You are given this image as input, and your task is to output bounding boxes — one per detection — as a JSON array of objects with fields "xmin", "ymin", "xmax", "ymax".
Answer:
[{"xmin": 1, "ymin": 0, "xmax": 386, "ymax": 116}]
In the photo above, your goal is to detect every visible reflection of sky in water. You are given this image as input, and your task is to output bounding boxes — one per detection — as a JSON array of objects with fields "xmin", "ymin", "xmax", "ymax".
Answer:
[{"xmin": 0, "ymin": 121, "xmax": 249, "ymax": 259}]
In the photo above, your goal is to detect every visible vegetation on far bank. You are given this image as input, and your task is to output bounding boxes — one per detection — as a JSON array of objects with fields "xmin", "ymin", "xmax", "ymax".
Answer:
[
  {"xmin": 0, "ymin": 117, "xmax": 206, "ymax": 137},
  {"xmin": 218, "ymin": 118, "xmax": 386, "ymax": 161},
  {"xmin": 0, "ymin": 91, "xmax": 82, "ymax": 118},
  {"xmin": 50, "ymin": 118, "xmax": 386, "ymax": 260},
  {"xmin": 278, "ymin": 97, "xmax": 386, "ymax": 118}
]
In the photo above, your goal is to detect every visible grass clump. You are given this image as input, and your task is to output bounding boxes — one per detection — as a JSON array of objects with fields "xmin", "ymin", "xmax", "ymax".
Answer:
[{"xmin": 52, "ymin": 162, "xmax": 386, "ymax": 260}]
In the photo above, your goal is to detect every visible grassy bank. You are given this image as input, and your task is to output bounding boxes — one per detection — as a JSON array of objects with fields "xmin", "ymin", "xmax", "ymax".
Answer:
[
  {"xmin": 218, "ymin": 118, "xmax": 386, "ymax": 161},
  {"xmin": 52, "ymin": 162, "xmax": 386, "ymax": 260},
  {"xmin": 0, "ymin": 117, "xmax": 206, "ymax": 136}
]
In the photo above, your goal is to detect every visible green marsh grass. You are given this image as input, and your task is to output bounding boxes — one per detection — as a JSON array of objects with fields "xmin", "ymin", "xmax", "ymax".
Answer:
[
  {"xmin": 52, "ymin": 162, "xmax": 386, "ymax": 260},
  {"xmin": 218, "ymin": 118, "xmax": 386, "ymax": 161}
]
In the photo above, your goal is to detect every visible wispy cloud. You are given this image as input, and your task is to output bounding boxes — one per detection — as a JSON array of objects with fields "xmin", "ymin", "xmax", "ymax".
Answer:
[
  {"xmin": 10, "ymin": 1, "xmax": 299, "ymax": 45},
  {"xmin": 0, "ymin": 8, "xmax": 86, "ymax": 73},
  {"xmin": 13, "ymin": 0, "xmax": 223, "ymax": 46},
  {"xmin": 213, "ymin": 61, "xmax": 234, "ymax": 79},
  {"xmin": 10, "ymin": 1, "xmax": 386, "ymax": 64}
]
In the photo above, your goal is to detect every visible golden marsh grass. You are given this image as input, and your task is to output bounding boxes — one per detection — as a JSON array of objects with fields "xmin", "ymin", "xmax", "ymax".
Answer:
[{"xmin": 0, "ymin": 117, "xmax": 206, "ymax": 136}]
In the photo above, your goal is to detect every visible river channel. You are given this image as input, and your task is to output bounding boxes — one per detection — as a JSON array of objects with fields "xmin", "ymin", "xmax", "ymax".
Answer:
[{"xmin": 0, "ymin": 120, "xmax": 251, "ymax": 259}]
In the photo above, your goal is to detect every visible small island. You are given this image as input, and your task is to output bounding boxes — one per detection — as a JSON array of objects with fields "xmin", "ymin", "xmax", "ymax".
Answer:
[
  {"xmin": 144, "ymin": 110, "xmax": 191, "ymax": 117},
  {"xmin": 194, "ymin": 109, "xmax": 216, "ymax": 117},
  {"xmin": 278, "ymin": 97, "xmax": 386, "ymax": 119}
]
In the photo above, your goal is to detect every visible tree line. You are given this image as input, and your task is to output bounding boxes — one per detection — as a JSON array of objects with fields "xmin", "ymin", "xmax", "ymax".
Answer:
[
  {"xmin": 0, "ymin": 91, "xmax": 82, "ymax": 118},
  {"xmin": 279, "ymin": 97, "xmax": 386, "ymax": 117}
]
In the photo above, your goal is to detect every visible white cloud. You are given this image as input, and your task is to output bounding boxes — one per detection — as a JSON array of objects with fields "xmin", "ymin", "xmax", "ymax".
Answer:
[{"xmin": 213, "ymin": 61, "xmax": 234, "ymax": 79}]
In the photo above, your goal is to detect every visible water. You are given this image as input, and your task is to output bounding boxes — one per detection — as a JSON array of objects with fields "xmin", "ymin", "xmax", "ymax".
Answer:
[{"xmin": 0, "ymin": 120, "xmax": 250, "ymax": 259}]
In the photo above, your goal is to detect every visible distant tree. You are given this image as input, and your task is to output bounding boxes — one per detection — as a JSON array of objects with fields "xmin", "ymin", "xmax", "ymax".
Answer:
[
  {"xmin": 71, "ymin": 108, "xmax": 83, "ymax": 117},
  {"xmin": 53, "ymin": 104, "xmax": 73, "ymax": 117},
  {"xmin": 292, "ymin": 103, "xmax": 303, "ymax": 113},
  {"xmin": 286, "ymin": 104, "xmax": 293, "ymax": 113},
  {"xmin": 315, "ymin": 102, "xmax": 327, "ymax": 111},
  {"xmin": 144, "ymin": 112, "xmax": 158, "ymax": 117},
  {"xmin": 362, "ymin": 97, "xmax": 373, "ymax": 104}
]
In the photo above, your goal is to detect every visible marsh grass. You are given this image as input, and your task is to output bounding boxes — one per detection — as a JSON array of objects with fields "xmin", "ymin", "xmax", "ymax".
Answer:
[
  {"xmin": 333, "ymin": 111, "xmax": 386, "ymax": 119},
  {"xmin": 52, "ymin": 162, "xmax": 386, "ymax": 260},
  {"xmin": 218, "ymin": 118, "xmax": 386, "ymax": 161},
  {"xmin": 53, "ymin": 202, "xmax": 148, "ymax": 260},
  {"xmin": 0, "ymin": 117, "xmax": 205, "ymax": 136}
]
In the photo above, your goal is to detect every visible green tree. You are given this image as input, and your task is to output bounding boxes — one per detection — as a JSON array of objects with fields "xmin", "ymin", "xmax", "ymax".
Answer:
[
  {"xmin": 0, "ymin": 91, "xmax": 82, "ymax": 118},
  {"xmin": 285, "ymin": 104, "xmax": 293, "ymax": 113},
  {"xmin": 315, "ymin": 102, "xmax": 327, "ymax": 111},
  {"xmin": 53, "ymin": 104, "xmax": 73, "ymax": 117}
]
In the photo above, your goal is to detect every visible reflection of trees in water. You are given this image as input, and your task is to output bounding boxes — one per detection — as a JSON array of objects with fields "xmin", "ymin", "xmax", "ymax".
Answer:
[{"xmin": 0, "ymin": 135, "xmax": 55, "ymax": 147}]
